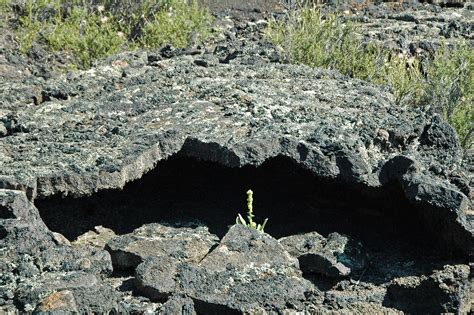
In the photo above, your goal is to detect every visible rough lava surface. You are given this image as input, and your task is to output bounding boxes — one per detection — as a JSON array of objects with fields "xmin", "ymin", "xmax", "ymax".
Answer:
[
  {"xmin": 1, "ymin": 49, "xmax": 472, "ymax": 252},
  {"xmin": 0, "ymin": 0, "xmax": 473, "ymax": 313}
]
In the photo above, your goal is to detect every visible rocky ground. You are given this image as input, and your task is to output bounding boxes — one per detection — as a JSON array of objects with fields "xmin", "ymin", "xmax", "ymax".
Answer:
[{"xmin": 0, "ymin": 0, "xmax": 473, "ymax": 313}]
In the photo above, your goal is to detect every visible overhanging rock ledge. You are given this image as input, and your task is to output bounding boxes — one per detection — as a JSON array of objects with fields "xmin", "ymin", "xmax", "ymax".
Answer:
[{"xmin": 0, "ymin": 52, "xmax": 472, "ymax": 255}]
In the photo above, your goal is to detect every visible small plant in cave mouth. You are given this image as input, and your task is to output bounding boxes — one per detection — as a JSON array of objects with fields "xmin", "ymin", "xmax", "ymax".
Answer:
[{"xmin": 236, "ymin": 189, "xmax": 268, "ymax": 233}]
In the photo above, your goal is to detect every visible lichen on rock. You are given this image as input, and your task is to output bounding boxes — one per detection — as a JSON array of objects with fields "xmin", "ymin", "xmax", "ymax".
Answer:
[{"xmin": 0, "ymin": 1, "xmax": 472, "ymax": 313}]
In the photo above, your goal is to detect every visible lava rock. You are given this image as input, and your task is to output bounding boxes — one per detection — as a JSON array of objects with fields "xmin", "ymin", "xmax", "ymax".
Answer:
[
  {"xmin": 0, "ymin": 122, "xmax": 7, "ymax": 137},
  {"xmin": 0, "ymin": 190, "xmax": 55, "ymax": 266},
  {"xmin": 135, "ymin": 225, "xmax": 317, "ymax": 313},
  {"xmin": 401, "ymin": 173, "xmax": 473, "ymax": 256},
  {"xmin": 324, "ymin": 282, "xmax": 388, "ymax": 310},
  {"xmin": 36, "ymin": 290, "xmax": 79, "ymax": 313},
  {"xmin": 106, "ymin": 223, "xmax": 219, "ymax": 270},
  {"xmin": 160, "ymin": 44, "xmax": 180, "ymax": 58},
  {"xmin": 419, "ymin": 115, "xmax": 462, "ymax": 162},
  {"xmin": 379, "ymin": 155, "xmax": 419, "ymax": 185},
  {"xmin": 279, "ymin": 232, "xmax": 367, "ymax": 278},
  {"xmin": 0, "ymin": 189, "xmax": 41, "ymax": 221},
  {"xmin": 384, "ymin": 264, "xmax": 471, "ymax": 313},
  {"xmin": 68, "ymin": 281, "xmax": 124, "ymax": 313},
  {"xmin": 0, "ymin": 189, "xmax": 114, "ymax": 310},
  {"xmin": 73, "ymin": 225, "xmax": 117, "ymax": 248},
  {"xmin": 0, "ymin": 51, "xmax": 470, "ymax": 255},
  {"xmin": 135, "ymin": 256, "xmax": 181, "ymax": 302},
  {"xmin": 159, "ymin": 295, "xmax": 196, "ymax": 315},
  {"xmin": 352, "ymin": 4, "xmax": 473, "ymax": 61},
  {"xmin": 37, "ymin": 245, "xmax": 113, "ymax": 275},
  {"xmin": 14, "ymin": 271, "xmax": 124, "ymax": 313},
  {"xmin": 402, "ymin": 173, "xmax": 470, "ymax": 212},
  {"xmin": 0, "ymin": 304, "xmax": 19, "ymax": 314},
  {"xmin": 179, "ymin": 263, "xmax": 316, "ymax": 314},
  {"xmin": 194, "ymin": 55, "xmax": 219, "ymax": 67},
  {"xmin": 0, "ymin": 2, "xmax": 473, "ymax": 312},
  {"xmin": 200, "ymin": 224, "xmax": 300, "ymax": 272}
]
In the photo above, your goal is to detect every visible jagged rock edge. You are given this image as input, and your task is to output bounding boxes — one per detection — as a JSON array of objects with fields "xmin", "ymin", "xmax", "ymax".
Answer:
[{"xmin": 2, "ymin": 135, "xmax": 472, "ymax": 255}]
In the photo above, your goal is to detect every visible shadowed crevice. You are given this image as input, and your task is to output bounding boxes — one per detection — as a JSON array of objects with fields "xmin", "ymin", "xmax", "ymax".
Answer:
[{"xmin": 36, "ymin": 153, "xmax": 446, "ymax": 256}]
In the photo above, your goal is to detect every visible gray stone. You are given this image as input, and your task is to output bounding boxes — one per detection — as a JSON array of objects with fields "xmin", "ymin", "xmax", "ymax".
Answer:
[
  {"xmin": 280, "ymin": 232, "xmax": 367, "ymax": 278},
  {"xmin": 159, "ymin": 295, "xmax": 196, "ymax": 315},
  {"xmin": 350, "ymin": 4, "xmax": 473, "ymax": 60},
  {"xmin": 135, "ymin": 256, "xmax": 181, "ymax": 301},
  {"xmin": 384, "ymin": 264, "xmax": 471, "ymax": 313},
  {"xmin": 200, "ymin": 224, "xmax": 299, "ymax": 272},
  {"xmin": 0, "ymin": 189, "xmax": 114, "ymax": 311},
  {"xmin": 73, "ymin": 225, "xmax": 116, "ymax": 248},
  {"xmin": 15, "ymin": 271, "xmax": 124, "ymax": 313},
  {"xmin": 106, "ymin": 223, "xmax": 219, "ymax": 270},
  {"xmin": 37, "ymin": 245, "xmax": 113, "ymax": 275},
  {"xmin": 379, "ymin": 155, "xmax": 419, "ymax": 185},
  {"xmin": 0, "ymin": 122, "xmax": 7, "ymax": 137},
  {"xmin": 302, "ymin": 252, "xmax": 351, "ymax": 278},
  {"xmin": 0, "ymin": 56, "xmax": 433, "ymax": 194},
  {"xmin": 401, "ymin": 173, "xmax": 473, "ymax": 255},
  {"xmin": 402, "ymin": 173, "xmax": 470, "ymax": 211},
  {"xmin": 135, "ymin": 225, "xmax": 317, "ymax": 312},
  {"xmin": 420, "ymin": 115, "xmax": 460, "ymax": 152},
  {"xmin": 0, "ymin": 304, "xmax": 19, "ymax": 315},
  {"xmin": 69, "ymin": 281, "xmax": 124, "ymax": 313},
  {"xmin": 0, "ymin": 189, "xmax": 42, "ymax": 221},
  {"xmin": 36, "ymin": 290, "xmax": 79, "ymax": 313},
  {"xmin": 15, "ymin": 271, "xmax": 97, "ymax": 309},
  {"xmin": 1, "ymin": 226, "xmax": 112, "ymax": 276},
  {"xmin": 179, "ymin": 263, "xmax": 316, "ymax": 314},
  {"xmin": 324, "ymin": 282, "xmax": 388, "ymax": 310},
  {"xmin": 194, "ymin": 54, "xmax": 219, "ymax": 67}
]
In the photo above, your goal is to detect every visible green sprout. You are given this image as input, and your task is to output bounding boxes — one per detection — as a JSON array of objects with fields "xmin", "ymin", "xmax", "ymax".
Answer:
[{"xmin": 236, "ymin": 189, "xmax": 268, "ymax": 233}]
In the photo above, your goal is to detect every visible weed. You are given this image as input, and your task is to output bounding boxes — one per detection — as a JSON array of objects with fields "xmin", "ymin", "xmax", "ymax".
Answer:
[{"xmin": 236, "ymin": 190, "xmax": 268, "ymax": 233}]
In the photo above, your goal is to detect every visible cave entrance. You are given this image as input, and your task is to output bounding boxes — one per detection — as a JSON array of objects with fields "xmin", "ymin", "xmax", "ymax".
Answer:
[{"xmin": 37, "ymin": 153, "xmax": 439, "ymax": 258}]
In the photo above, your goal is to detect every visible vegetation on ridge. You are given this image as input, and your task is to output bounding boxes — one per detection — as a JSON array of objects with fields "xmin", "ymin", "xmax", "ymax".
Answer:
[
  {"xmin": 266, "ymin": 7, "xmax": 473, "ymax": 149},
  {"xmin": 1, "ymin": 1, "xmax": 471, "ymax": 149},
  {"xmin": 1, "ymin": 0, "xmax": 213, "ymax": 68}
]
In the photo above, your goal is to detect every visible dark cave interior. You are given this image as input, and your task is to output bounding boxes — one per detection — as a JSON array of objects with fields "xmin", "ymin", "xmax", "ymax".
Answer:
[
  {"xmin": 37, "ymin": 153, "xmax": 446, "ymax": 256},
  {"xmin": 35, "ymin": 153, "xmax": 468, "ymax": 291}
]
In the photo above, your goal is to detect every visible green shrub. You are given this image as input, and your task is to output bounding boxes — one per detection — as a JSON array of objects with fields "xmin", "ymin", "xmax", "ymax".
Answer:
[
  {"xmin": 140, "ymin": 0, "xmax": 213, "ymax": 49},
  {"xmin": 266, "ymin": 9, "xmax": 363, "ymax": 76},
  {"xmin": 12, "ymin": 0, "xmax": 128, "ymax": 66},
  {"xmin": 265, "ymin": 8, "xmax": 426, "ymax": 104},
  {"xmin": 266, "ymin": 7, "xmax": 473, "ymax": 149},
  {"xmin": 425, "ymin": 43, "xmax": 473, "ymax": 148},
  {"xmin": 44, "ymin": 6, "xmax": 127, "ymax": 68},
  {"xmin": 16, "ymin": 17, "xmax": 42, "ymax": 54},
  {"xmin": 0, "ymin": 0, "xmax": 11, "ymax": 28},
  {"xmin": 380, "ymin": 53, "xmax": 426, "ymax": 105},
  {"xmin": 8, "ymin": 0, "xmax": 213, "ymax": 68}
]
